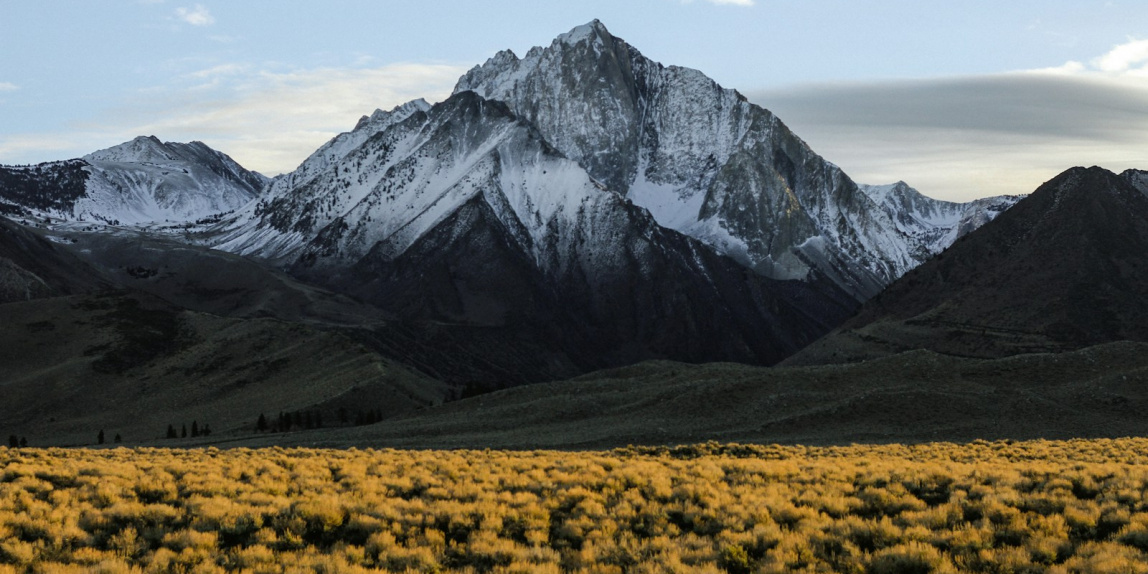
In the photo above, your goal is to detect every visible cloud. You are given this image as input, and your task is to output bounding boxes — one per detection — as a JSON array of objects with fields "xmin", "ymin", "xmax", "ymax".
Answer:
[
  {"xmin": 0, "ymin": 82, "xmax": 18, "ymax": 92},
  {"xmin": 747, "ymin": 73, "xmax": 1148, "ymax": 201},
  {"xmin": 102, "ymin": 62, "xmax": 466, "ymax": 174},
  {"xmin": 0, "ymin": 62, "xmax": 467, "ymax": 173},
  {"xmin": 175, "ymin": 4, "xmax": 214, "ymax": 26},
  {"xmin": 736, "ymin": 38, "xmax": 1148, "ymax": 201},
  {"xmin": 1092, "ymin": 38, "xmax": 1148, "ymax": 75}
]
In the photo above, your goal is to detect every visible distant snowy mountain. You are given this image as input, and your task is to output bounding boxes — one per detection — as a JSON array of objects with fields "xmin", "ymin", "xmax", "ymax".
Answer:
[
  {"xmin": 859, "ymin": 181, "xmax": 1022, "ymax": 261},
  {"xmin": 453, "ymin": 20, "xmax": 1012, "ymax": 299},
  {"xmin": 0, "ymin": 136, "xmax": 268, "ymax": 225},
  {"xmin": 80, "ymin": 136, "xmax": 268, "ymax": 224}
]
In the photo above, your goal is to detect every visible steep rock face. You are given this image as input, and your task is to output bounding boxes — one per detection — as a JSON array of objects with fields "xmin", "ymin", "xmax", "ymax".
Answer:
[
  {"xmin": 860, "ymin": 181, "xmax": 1022, "ymax": 260},
  {"xmin": 213, "ymin": 90, "xmax": 855, "ymax": 369},
  {"xmin": 788, "ymin": 166, "xmax": 1148, "ymax": 365},
  {"xmin": 454, "ymin": 20, "xmax": 940, "ymax": 299}
]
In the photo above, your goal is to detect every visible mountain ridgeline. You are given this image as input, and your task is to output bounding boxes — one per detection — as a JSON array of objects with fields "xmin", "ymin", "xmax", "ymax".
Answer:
[{"xmin": 2, "ymin": 21, "xmax": 1028, "ymax": 388}]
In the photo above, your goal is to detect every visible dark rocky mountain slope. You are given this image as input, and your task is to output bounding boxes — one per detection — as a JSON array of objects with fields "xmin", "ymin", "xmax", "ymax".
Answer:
[{"xmin": 789, "ymin": 166, "xmax": 1148, "ymax": 365}]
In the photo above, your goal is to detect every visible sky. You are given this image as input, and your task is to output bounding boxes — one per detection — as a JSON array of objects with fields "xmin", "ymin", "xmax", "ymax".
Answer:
[{"xmin": 1, "ymin": 1, "xmax": 1147, "ymax": 201}]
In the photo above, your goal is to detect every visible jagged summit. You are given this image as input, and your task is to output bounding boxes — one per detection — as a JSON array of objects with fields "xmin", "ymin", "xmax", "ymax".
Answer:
[
  {"xmin": 354, "ymin": 99, "xmax": 432, "ymax": 131},
  {"xmin": 84, "ymin": 135, "xmax": 175, "ymax": 164},
  {"xmin": 556, "ymin": 18, "xmax": 610, "ymax": 45}
]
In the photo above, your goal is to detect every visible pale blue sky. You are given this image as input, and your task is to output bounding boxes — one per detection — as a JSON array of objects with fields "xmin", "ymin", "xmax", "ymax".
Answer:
[{"xmin": 2, "ymin": 1, "xmax": 1147, "ymax": 199}]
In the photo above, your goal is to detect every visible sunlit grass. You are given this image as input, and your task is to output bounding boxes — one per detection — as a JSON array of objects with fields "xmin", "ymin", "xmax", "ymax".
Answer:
[{"xmin": 3, "ymin": 439, "xmax": 1148, "ymax": 572}]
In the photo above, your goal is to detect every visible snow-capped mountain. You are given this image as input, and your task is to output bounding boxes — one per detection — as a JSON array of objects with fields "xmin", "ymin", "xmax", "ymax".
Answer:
[
  {"xmin": 0, "ymin": 136, "xmax": 268, "ymax": 225},
  {"xmin": 453, "ymin": 20, "xmax": 1010, "ymax": 299},
  {"xmin": 210, "ymin": 90, "xmax": 855, "ymax": 368},
  {"xmin": 80, "ymin": 136, "xmax": 268, "ymax": 224},
  {"xmin": 859, "ymin": 181, "xmax": 1022, "ymax": 261}
]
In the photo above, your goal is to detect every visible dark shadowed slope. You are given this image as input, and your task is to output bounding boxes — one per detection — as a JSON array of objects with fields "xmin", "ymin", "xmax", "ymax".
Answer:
[
  {"xmin": 0, "ymin": 216, "xmax": 105, "ymax": 303},
  {"xmin": 195, "ymin": 341, "xmax": 1148, "ymax": 449},
  {"xmin": 0, "ymin": 291, "xmax": 444, "ymax": 447},
  {"xmin": 788, "ymin": 166, "xmax": 1148, "ymax": 365}
]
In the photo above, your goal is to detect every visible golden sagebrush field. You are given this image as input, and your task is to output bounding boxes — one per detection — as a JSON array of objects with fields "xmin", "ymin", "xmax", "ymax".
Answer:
[{"xmin": 3, "ymin": 439, "xmax": 1148, "ymax": 573}]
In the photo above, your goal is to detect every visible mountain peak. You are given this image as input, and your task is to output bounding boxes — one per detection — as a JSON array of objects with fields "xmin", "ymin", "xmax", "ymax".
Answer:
[
  {"xmin": 556, "ymin": 19, "xmax": 611, "ymax": 45},
  {"xmin": 1039, "ymin": 166, "xmax": 1133, "ymax": 206},
  {"xmin": 85, "ymin": 135, "xmax": 175, "ymax": 163},
  {"xmin": 355, "ymin": 98, "xmax": 432, "ymax": 131}
]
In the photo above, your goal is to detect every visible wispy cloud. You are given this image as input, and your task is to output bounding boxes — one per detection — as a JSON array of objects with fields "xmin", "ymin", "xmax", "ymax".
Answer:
[
  {"xmin": 1, "ymin": 62, "xmax": 467, "ymax": 171},
  {"xmin": 175, "ymin": 4, "xmax": 214, "ymax": 26},
  {"xmin": 0, "ymin": 82, "xmax": 18, "ymax": 92}
]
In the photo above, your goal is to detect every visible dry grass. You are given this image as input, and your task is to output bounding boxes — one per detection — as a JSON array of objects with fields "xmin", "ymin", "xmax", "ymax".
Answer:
[{"xmin": 3, "ymin": 439, "xmax": 1148, "ymax": 572}]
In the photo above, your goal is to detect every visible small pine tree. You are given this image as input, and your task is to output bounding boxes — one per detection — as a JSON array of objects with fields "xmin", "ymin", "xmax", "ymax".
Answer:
[
  {"xmin": 202, "ymin": 424, "xmax": 211, "ymax": 436},
  {"xmin": 191, "ymin": 421, "xmax": 199, "ymax": 438},
  {"xmin": 256, "ymin": 413, "xmax": 267, "ymax": 432},
  {"xmin": 19, "ymin": 437, "xmax": 26, "ymax": 447},
  {"xmin": 7, "ymin": 435, "xmax": 17, "ymax": 448},
  {"xmin": 181, "ymin": 424, "xmax": 187, "ymax": 439},
  {"xmin": 97, "ymin": 430, "xmax": 105, "ymax": 445},
  {"xmin": 114, "ymin": 433, "xmax": 122, "ymax": 444},
  {"xmin": 166, "ymin": 424, "xmax": 177, "ymax": 439}
]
